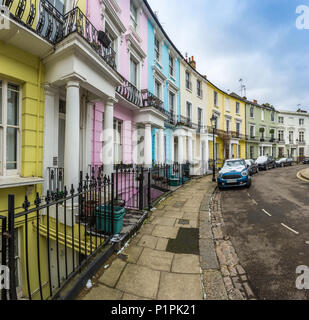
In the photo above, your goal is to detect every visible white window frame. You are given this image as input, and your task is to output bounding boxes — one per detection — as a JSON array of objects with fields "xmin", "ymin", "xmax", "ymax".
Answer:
[
  {"xmin": 0, "ymin": 79, "xmax": 21, "ymax": 177},
  {"xmin": 250, "ymin": 125, "xmax": 255, "ymax": 138},
  {"xmin": 169, "ymin": 91, "xmax": 175, "ymax": 113},
  {"xmin": 129, "ymin": 54, "xmax": 140, "ymax": 89},
  {"xmin": 299, "ymin": 131, "xmax": 305, "ymax": 143},
  {"xmin": 278, "ymin": 116, "xmax": 284, "ymax": 124},
  {"xmin": 154, "ymin": 36, "xmax": 161, "ymax": 63},
  {"xmin": 198, "ymin": 107, "xmax": 203, "ymax": 127},
  {"xmin": 130, "ymin": 0, "xmax": 139, "ymax": 32},
  {"xmin": 169, "ymin": 54, "xmax": 175, "ymax": 77},
  {"xmin": 185, "ymin": 71, "xmax": 191, "ymax": 91},
  {"xmin": 299, "ymin": 118, "xmax": 305, "ymax": 126},
  {"xmin": 236, "ymin": 102, "xmax": 240, "ymax": 115},
  {"xmin": 236, "ymin": 121, "xmax": 241, "ymax": 134},
  {"xmin": 214, "ymin": 91, "xmax": 218, "ymax": 107},
  {"xmin": 113, "ymin": 118, "xmax": 123, "ymax": 164},
  {"xmin": 186, "ymin": 101, "xmax": 192, "ymax": 121},
  {"xmin": 250, "ymin": 106, "xmax": 254, "ymax": 118},
  {"xmin": 154, "ymin": 79, "xmax": 162, "ymax": 100},
  {"xmin": 225, "ymin": 98, "xmax": 230, "ymax": 112}
]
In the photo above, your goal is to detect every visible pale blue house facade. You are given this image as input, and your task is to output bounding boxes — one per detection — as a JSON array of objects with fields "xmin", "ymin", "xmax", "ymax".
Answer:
[{"xmin": 146, "ymin": 15, "xmax": 181, "ymax": 164}]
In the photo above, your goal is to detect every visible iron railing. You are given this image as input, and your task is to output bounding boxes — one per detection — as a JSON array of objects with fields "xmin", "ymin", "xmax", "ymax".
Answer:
[
  {"xmin": 166, "ymin": 110, "xmax": 177, "ymax": 126},
  {"xmin": 3, "ymin": 1, "xmax": 116, "ymax": 69},
  {"xmin": 116, "ymin": 76, "xmax": 142, "ymax": 106},
  {"xmin": 47, "ymin": 167, "xmax": 64, "ymax": 194},
  {"xmin": 141, "ymin": 90, "xmax": 168, "ymax": 116}
]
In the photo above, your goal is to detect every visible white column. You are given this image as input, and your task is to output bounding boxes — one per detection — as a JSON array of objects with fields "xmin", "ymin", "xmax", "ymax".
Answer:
[
  {"xmin": 144, "ymin": 123, "xmax": 152, "ymax": 167},
  {"xmin": 178, "ymin": 135, "xmax": 184, "ymax": 164},
  {"xmin": 158, "ymin": 128, "xmax": 165, "ymax": 164},
  {"xmin": 132, "ymin": 123, "xmax": 138, "ymax": 165},
  {"xmin": 83, "ymin": 102, "xmax": 93, "ymax": 175},
  {"xmin": 171, "ymin": 135, "xmax": 175, "ymax": 164},
  {"xmin": 103, "ymin": 97, "xmax": 116, "ymax": 178},
  {"xmin": 188, "ymin": 136, "xmax": 193, "ymax": 163},
  {"xmin": 64, "ymin": 81, "xmax": 80, "ymax": 189},
  {"xmin": 43, "ymin": 86, "xmax": 59, "ymax": 193}
]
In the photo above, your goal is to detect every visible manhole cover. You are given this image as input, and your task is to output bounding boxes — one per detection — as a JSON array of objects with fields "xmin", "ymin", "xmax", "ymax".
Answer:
[
  {"xmin": 178, "ymin": 219, "xmax": 190, "ymax": 225},
  {"xmin": 166, "ymin": 228, "xmax": 199, "ymax": 255}
]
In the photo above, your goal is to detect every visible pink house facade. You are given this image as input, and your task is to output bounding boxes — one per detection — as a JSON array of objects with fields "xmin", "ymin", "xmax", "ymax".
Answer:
[{"xmin": 86, "ymin": 0, "xmax": 149, "ymax": 168}]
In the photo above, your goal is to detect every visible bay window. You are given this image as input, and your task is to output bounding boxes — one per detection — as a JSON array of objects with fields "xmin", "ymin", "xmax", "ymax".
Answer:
[{"xmin": 0, "ymin": 80, "xmax": 20, "ymax": 176}]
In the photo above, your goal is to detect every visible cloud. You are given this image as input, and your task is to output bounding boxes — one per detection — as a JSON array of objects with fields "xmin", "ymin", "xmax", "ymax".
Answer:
[{"xmin": 147, "ymin": 0, "xmax": 309, "ymax": 112}]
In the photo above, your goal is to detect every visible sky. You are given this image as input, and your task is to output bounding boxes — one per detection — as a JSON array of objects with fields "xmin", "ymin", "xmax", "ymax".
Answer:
[{"xmin": 147, "ymin": 0, "xmax": 309, "ymax": 112}]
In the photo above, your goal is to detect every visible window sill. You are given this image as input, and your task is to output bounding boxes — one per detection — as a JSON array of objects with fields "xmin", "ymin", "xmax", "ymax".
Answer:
[
  {"xmin": 155, "ymin": 60, "xmax": 163, "ymax": 69},
  {"xmin": 0, "ymin": 176, "xmax": 44, "ymax": 189}
]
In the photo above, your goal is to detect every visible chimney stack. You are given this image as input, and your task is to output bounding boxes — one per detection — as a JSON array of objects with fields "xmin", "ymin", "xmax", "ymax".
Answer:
[{"xmin": 189, "ymin": 56, "xmax": 196, "ymax": 69}]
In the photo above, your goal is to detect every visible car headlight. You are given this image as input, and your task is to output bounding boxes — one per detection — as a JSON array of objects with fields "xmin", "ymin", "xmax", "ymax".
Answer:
[
  {"xmin": 241, "ymin": 171, "xmax": 248, "ymax": 177},
  {"xmin": 218, "ymin": 172, "xmax": 223, "ymax": 179}
]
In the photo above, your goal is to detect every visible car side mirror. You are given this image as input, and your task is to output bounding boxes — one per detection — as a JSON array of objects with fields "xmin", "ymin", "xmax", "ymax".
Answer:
[{"xmin": 246, "ymin": 164, "xmax": 250, "ymax": 169}]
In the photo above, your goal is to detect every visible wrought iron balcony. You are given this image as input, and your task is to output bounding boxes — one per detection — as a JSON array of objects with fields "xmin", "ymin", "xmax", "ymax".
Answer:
[
  {"xmin": 3, "ymin": 1, "xmax": 116, "ymax": 69},
  {"xmin": 116, "ymin": 76, "xmax": 142, "ymax": 106},
  {"xmin": 141, "ymin": 90, "xmax": 168, "ymax": 116},
  {"xmin": 166, "ymin": 110, "xmax": 177, "ymax": 126},
  {"xmin": 177, "ymin": 116, "xmax": 193, "ymax": 128}
]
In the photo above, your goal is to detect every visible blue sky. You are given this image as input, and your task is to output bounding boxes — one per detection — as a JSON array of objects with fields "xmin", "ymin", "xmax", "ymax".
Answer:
[{"xmin": 147, "ymin": 0, "xmax": 309, "ymax": 111}]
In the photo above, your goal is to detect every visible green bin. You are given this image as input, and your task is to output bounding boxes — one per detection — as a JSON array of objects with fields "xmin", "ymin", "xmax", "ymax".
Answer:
[{"xmin": 95, "ymin": 206, "xmax": 126, "ymax": 234}]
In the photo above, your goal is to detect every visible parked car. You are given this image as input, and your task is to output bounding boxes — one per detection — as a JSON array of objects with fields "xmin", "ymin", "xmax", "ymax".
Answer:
[
  {"xmin": 217, "ymin": 159, "xmax": 251, "ymax": 189},
  {"xmin": 276, "ymin": 158, "xmax": 293, "ymax": 167},
  {"xmin": 245, "ymin": 159, "xmax": 259, "ymax": 175},
  {"xmin": 303, "ymin": 158, "xmax": 309, "ymax": 164},
  {"xmin": 255, "ymin": 156, "xmax": 276, "ymax": 170}
]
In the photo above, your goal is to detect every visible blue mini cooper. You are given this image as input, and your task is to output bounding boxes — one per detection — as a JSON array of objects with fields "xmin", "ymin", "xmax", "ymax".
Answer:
[{"xmin": 217, "ymin": 159, "xmax": 251, "ymax": 189}]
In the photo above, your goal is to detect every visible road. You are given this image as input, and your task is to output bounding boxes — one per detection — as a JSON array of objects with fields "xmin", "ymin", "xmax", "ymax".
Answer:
[{"xmin": 220, "ymin": 165, "xmax": 309, "ymax": 300}]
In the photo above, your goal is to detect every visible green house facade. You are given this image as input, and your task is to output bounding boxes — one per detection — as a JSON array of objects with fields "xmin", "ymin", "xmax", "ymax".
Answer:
[{"xmin": 245, "ymin": 100, "xmax": 278, "ymax": 159}]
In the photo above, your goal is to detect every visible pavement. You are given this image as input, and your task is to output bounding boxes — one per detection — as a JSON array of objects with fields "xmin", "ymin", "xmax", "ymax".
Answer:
[
  {"xmin": 77, "ymin": 175, "xmax": 236, "ymax": 300},
  {"xmin": 219, "ymin": 165, "xmax": 309, "ymax": 300}
]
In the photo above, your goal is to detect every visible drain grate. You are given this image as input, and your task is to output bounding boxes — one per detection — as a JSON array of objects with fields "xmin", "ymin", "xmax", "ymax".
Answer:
[
  {"xmin": 178, "ymin": 219, "xmax": 190, "ymax": 225},
  {"xmin": 166, "ymin": 228, "xmax": 199, "ymax": 255}
]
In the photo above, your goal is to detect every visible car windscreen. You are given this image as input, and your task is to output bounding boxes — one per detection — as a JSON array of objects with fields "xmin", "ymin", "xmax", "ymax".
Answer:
[{"xmin": 224, "ymin": 160, "xmax": 245, "ymax": 168}]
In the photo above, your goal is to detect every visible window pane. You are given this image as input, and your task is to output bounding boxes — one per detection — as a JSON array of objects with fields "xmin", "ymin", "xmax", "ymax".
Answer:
[
  {"xmin": 130, "ymin": 59, "xmax": 137, "ymax": 86},
  {"xmin": 7, "ymin": 127, "xmax": 17, "ymax": 170},
  {"xmin": 7, "ymin": 84, "xmax": 19, "ymax": 126},
  {"xmin": 0, "ymin": 81, "xmax": 2, "ymax": 124}
]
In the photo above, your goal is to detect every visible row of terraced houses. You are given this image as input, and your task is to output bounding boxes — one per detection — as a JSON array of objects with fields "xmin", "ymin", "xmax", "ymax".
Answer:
[{"xmin": 0, "ymin": 0, "xmax": 309, "ymax": 300}]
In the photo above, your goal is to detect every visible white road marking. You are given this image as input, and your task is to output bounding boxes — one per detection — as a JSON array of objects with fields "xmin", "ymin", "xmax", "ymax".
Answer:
[
  {"xmin": 247, "ymin": 193, "xmax": 251, "ymax": 198},
  {"xmin": 262, "ymin": 209, "xmax": 272, "ymax": 217},
  {"xmin": 281, "ymin": 223, "xmax": 299, "ymax": 235},
  {"xmin": 252, "ymin": 199, "xmax": 258, "ymax": 205}
]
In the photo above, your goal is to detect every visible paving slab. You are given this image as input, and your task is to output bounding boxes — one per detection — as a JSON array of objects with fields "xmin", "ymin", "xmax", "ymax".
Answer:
[
  {"xmin": 151, "ymin": 217, "xmax": 176, "ymax": 226},
  {"xmin": 116, "ymin": 264, "xmax": 160, "ymax": 299},
  {"xmin": 203, "ymin": 270, "xmax": 228, "ymax": 300},
  {"xmin": 82, "ymin": 285, "xmax": 123, "ymax": 300},
  {"xmin": 138, "ymin": 235, "xmax": 158, "ymax": 249},
  {"xmin": 152, "ymin": 225, "xmax": 179, "ymax": 239},
  {"xmin": 157, "ymin": 272, "xmax": 203, "ymax": 300},
  {"xmin": 137, "ymin": 248, "xmax": 174, "ymax": 272},
  {"xmin": 199, "ymin": 238, "xmax": 219, "ymax": 270},
  {"xmin": 122, "ymin": 293, "xmax": 150, "ymax": 300},
  {"xmin": 123, "ymin": 245, "xmax": 143, "ymax": 264},
  {"xmin": 156, "ymin": 238, "xmax": 169, "ymax": 251},
  {"xmin": 171, "ymin": 254, "xmax": 201, "ymax": 274},
  {"xmin": 99, "ymin": 258, "xmax": 127, "ymax": 287}
]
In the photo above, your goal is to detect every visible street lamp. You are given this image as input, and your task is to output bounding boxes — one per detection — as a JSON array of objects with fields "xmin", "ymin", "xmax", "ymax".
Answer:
[{"xmin": 210, "ymin": 115, "xmax": 217, "ymax": 182}]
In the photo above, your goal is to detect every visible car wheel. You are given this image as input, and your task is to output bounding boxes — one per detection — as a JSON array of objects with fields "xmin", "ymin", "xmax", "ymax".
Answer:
[{"xmin": 246, "ymin": 179, "xmax": 252, "ymax": 188}]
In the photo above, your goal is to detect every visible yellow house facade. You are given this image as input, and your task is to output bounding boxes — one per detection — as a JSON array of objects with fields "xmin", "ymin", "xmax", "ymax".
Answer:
[{"xmin": 206, "ymin": 81, "xmax": 246, "ymax": 167}]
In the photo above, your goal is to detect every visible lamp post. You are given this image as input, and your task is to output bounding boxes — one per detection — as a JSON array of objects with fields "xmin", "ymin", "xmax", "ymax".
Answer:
[{"xmin": 210, "ymin": 115, "xmax": 217, "ymax": 182}]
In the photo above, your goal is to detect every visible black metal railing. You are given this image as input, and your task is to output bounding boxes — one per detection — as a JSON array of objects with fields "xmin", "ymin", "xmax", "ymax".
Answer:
[
  {"xmin": 62, "ymin": 7, "xmax": 116, "ymax": 69},
  {"xmin": 3, "ymin": 1, "xmax": 116, "ymax": 69},
  {"xmin": 116, "ymin": 76, "xmax": 142, "ymax": 107},
  {"xmin": 177, "ymin": 116, "xmax": 193, "ymax": 128},
  {"xmin": 166, "ymin": 110, "xmax": 177, "ymax": 126},
  {"xmin": 47, "ymin": 167, "xmax": 64, "ymax": 194},
  {"xmin": 1, "ymin": 170, "xmax": 121, "ymax": 300},
  {"xmin": 141, "ymin": 90, "xmax": 168, "ymax": 116}
]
